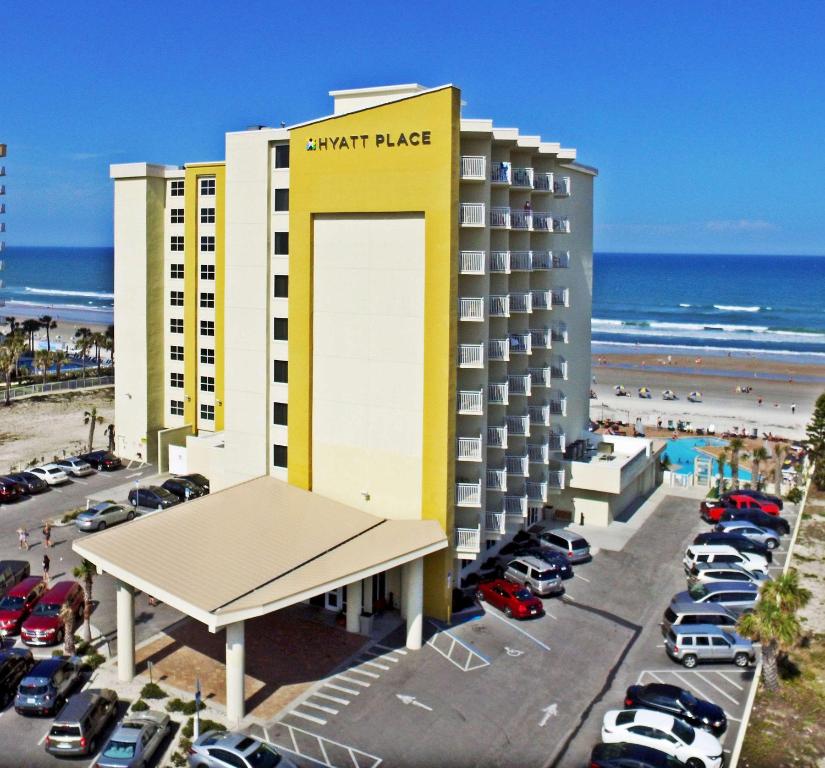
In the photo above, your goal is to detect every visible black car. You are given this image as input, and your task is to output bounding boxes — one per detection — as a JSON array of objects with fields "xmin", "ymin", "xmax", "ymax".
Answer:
[
  {"xmin": 178, "ymin": 473, "xmax": 209, "ymax": 493},
  {"xmin": 720, "ymin": 508, "xmax": 791, "ymax": 535},
  {"xmin": 590, "ymin": 742, "xmax": 683, "ymax": 768},
  {"xmin": 0, "ymin": 560, "xmax": 31, "ymax": 594},
  {"xmin": 721, "ymin": 488, "xmax": 783, "ymax": 510},
  {"xmin": 508, "ymin": 546, "xmax": 574, "ymax": 579},
  {"xmin": 0, "ymin": 648, "xmax": 35, "ymax": 709},
  {"xmin": 78, "ymin": 451, "xmax": 123, "ymax": 471},
  {"xmin": 4, "ymin": 472, "xmax": 48, "ymax": 494},
  {"xmin": 0, "ymin": 477, "xmax": 21, "ymax": 503},
  {"xmin": 624, "ymin": 682, "xmax": 727, "ymax": 736},
  {"xmin": 161, "ymin": 477, "xmax": 205, "ymax": 501},
  {"xmin": 693, "ymin": 531, "xmax": 773, "ymax": 563},
  {"xmin": 127, "ymin": 486, "xmax": 180, "ymax": 512}
]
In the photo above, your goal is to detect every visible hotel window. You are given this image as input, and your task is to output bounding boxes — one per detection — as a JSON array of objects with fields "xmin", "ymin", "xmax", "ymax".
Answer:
[
  {"xmin": 170, "ymin": 263, "xmax": 184, "ymax": 279},
  {"xmin": 170, "ymin": 372, "xmax": 184, "ymax": 388},
  {"xmin": 273, "ymin": 275, "xmax": 288, "ymax": 298},
  {"xmin": 200, "ymin": 235, "xmax": 215, "ymax": 252},
  {"xmin": 273, "ymin": 318, "xmax": 288, "ymax": 341},
  {"xmin": 170, "ymin": 400, "xmax": 184, "ymax": 416},
  {"xmin": 200, "ymin": 207, "xmax": 215, "ymax": 224},
  {"xmin": 273, "ymin": 360, "xmax": 288, "ymax": 383},
  {"xmin": 274, "ymin": 189, "xmax": 289, "ymax": 211},
  {"xmin": 200, "ymin": 264, "xmax": 215, "ymax": 280},
  {"xmin": 200, "ymin": 292, "xmax": 215, "ymax": 308},
  {"xmin": 200, "ymin": 403, "xmax": 215, "ymax": 421},
  {"xmin": 170, "ymin": 180, "xmax": 184, "ymax": 197},
  {"xmin": 200, "ymin": 348, "xmax": 215, "ymax": 364},
  {"xmin": 170, "ymin": 208, "xmax": 184, "ymax": 224},
  {"xmin": 200, "ymin": 178, "xmax": 216, "ymax": 196},
  {"xmin": 200, "ymin": 320, "xmax": 215, "ymax": 337},
  {"xmin": 274, "ymin": 144, "xmax": 289, "ymax": 168},
  {"xmin": 170, "ymin": 319, "xmax": 184, "ymax": 334},
  {"xmin": 273, "ymin": 443, "xmax": 288, "ymax": 468},
  {"xmin": 200, "ymin": 375, "xmax": 215, "ymax": 392},
  {"xmin": 171, "ymin": 236, "xmax": 184, "ymax": 252},
  {"xmin": 170, "ymin": 345, "xmax": 184, "ymax": 361},
  {"xmin": 272, "ymin": 402, "xmax": 288, "ymax": 425},
  {"xmin": 170, "ymin": 290, "xmax": 184, "ymax": 307},
  {"xmin": 273, "ymin": 232, "xmax": 288, "ymax": 255}
]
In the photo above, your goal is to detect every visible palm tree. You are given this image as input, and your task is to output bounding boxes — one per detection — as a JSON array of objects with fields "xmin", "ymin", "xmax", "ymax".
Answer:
[
  {"xmin": 737, "ymin": 570, "xmax": 811, "ymax": 691},
  {"xmin": 84, "ymin": 406, "xmax": 105, "ymax": 452},
  {"xmin": 728, "ymin": 437, "xmax": 745, "ymax": 490},
  {"xmin": 98, "ymin": 334, "xmax": 113, "ymax": 373},
  {"xmin": 73, "ymin": 559, "xmax": 96, "ymax": 644},
  {"xmin": 751, "ymin": 446, "xmax": 770, "ymax": 491},
  {"xmin": 90, "ymin": 331, "xmax": 108, "ymax": 376},
  {"xmin": 774, "ymin": 443, "xmax": 787, "ymax": 495},
  {"xmin": 0, "ymin": 334, "xmax": 26, "ymax": 406},
  {"xmin": 105, "ymin": 324, "xmax": 114, "ymax": 365},
  {"xmin": 34, "ymin": 349, "xmax": 52, "ymax": 385},
  {"xmin": 21, "ymin": 318, "xmax": 41, "ymax": 352},
  {"xmin": 37, "ymin": 315, "xmax": 57, "ymax": 351},
  {"xmin": 716, "ymin": 449, "xmax": 728, "ymax": 494},
  {"xmin": 4, "ymin": 316, "xmax": 18, "ymax": 334},
  {"xmin": 59, "ymin": 603, "xmax": 76, "ymax": 656},
  {"xmin": 52, "ymin": 349, "xmax": 68, "ymax": 380},
  {"xmin": 75, "ymin": 328, "xmax": 92, "ymax": 376}
]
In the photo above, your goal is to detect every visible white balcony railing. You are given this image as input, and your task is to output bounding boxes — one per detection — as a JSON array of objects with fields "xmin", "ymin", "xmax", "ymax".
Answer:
[
  {"xmin": 553, "ymin": 216, "xmax": 571, "ymax": 233},
  {"xmin": 527, "ymin": 481, "xmax": 548, "ymax": 503},
  {"xmin": 455, "ymin": 526, "xmax": 481, "ymax": 554},
  {"xmin": 531, "ymin": 290, "xmax": 552, "ymax": 311},
  {"xmin": 529, "ymin": 329, "xmax": 552, "ymax": 350},
  {"xmin": 533, "ymin": 172, "xmax": 554, "ymax": 192},
  {"xmin": 529, "ymin": 366, "xmax": 551, "ymax": 387},
  {"xmin": 529, "ymin": 404, "xmax": 551, "ymax": 426},
  {"xmin": 553, "ymin": 176, "xmax": 571, "ymax": 197},
  {"xmin": 528, "ymin": 442, "xmax": 549, "ymax": 464},
  {"xmin": 489, "ymin": 250, "xmax": 511, "ymax": 273},
  {"xmin": 511, "ymin": 209, "xmax": 532, "ymax": 230},
  {"xmin": 532, "ymin": 212, "xmax": 553, "ymax": 232},
  {"xmin": 457, "ymin": 436, "xmax": 483, "ymax": 462},
  {"xmin": 490, "ymin": 207, "xmax": 511, "ymax": 228},
  {"xmin": 488, "ymin": 339, "xmax": 510, "ymax": 362},
  {"xmin": 458, "ymin": 343, "xmax": 485, "ymax": 368},
  {"xmin": 457, "ymin": 389, "xmax": 484, "ymax": 415},
  {"xmin": 549, "ymin": 396, "xmax": 568, "ymax": 416},
  {"xmin": 553, "ymin": 251, "xmax": 570, "ymax": 269},
  {"xmin": 509, "ymin": 333, "xmax": 532, "ymax": 355},
  {"xmin": 509, "ymin": 292, "xmax": 532, "ymax": 313},
  {"xmin": 459, "ymin": 250, "xmax": 486, "ymax": 274},
  {"xmin": 512, "ymin": 167, "xmax": 534, "ymax": 187},
  {"xmin": 460, "ymin": 155, "xmax": 486, "ymax": 180},
  {"xmin": 485, "ymin": 512, "xmax": 507, "ymax": 535},
  {"xmin": 487, "ymin": 425, "xmax": 508, "ymax": 449},
  {"xmin": 508, "ymin": 374, "xmax": 532, "ymax": 397},
  {"xmin": 488, "ymin": 382, "xmax": 509, "ymax": 405},
  {"xmin": 506, "ymin": 454, "xmax": 529, "ymax": 476},
  {"xmin": 551, "ymin": 324, "xmax": 569, "ymax": 343},
  {"xmin": 486, "ymin": 467, "xmax": 508, "ymax": 492},
  {"xmin": 459, "ymin": 297, "xmax": 484, "ymax": 321},
  {"xmin": 531, "ymin": 250, "xmax": 551, "ymax": 270},
  {"xmin": 456, "ymin": 481, "xmax": 482, "ymax": 507},
  {"xmin": 548, "ymin": 469, "xmax": 566, "ymax": 490},
  {"xmin": 491, "ymin": 161, "xmax": 511, "ymax": 184},
  {"xmin": 506, "ymin": 414, "xmax": 530, "ymax": 436},
  {"xmin": 489, "ymin": 295, "xmax": 510, "ymax": 318},
  {"xmin": 551, "ymin": 288, "xmax": 569, "ymax": 308},
  {"xmin": 510, "ymin": 251, "xmax": 532, "ymax": 271},
  {"xmin": 505, "ymin": 494, "xmax": 528, "ymax": 518},
  {"xmin": 460, "ymin": 202, "xmax": 485, "ymax": 227},
  {"xmin": 550, "ymin": 360, "xmax": 568, "ymax": 381},
  {"xmin": 548, "ymin": 432, "xmax": 566, "ymax": 452}
]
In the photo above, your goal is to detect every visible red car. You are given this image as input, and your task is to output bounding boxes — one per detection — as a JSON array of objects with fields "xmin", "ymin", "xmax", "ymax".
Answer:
[
  {"xmin": 0, "ymin": 577, "xmax": 47, "ymax": 636},
  {"xmin": 476, "ymin": 579, "xmax": 544, "ymax": 620},
  {"xmin": 21, "ymin": 581, "xmax": 83, "ymax": 646},
  {"xmin": 701, "ymin": 494, "xmax": 779, "ymax": 523}
]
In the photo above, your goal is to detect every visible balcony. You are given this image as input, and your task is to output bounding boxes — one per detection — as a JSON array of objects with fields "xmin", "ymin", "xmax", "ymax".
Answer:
[
  {"xmin": 490, "ymin": 207, "xmax": 511, "ymax": 229},
  {"xmin": 531, "ymin": 250, "xmax": 552, "ymax": 270},
  {"xmin": 460, "ymin": 155, "xmax": 486, "ymax": 181},
  {"xmin": 551, "ymin": 288, "xmax": 569, "ymax": 308},
  {"xmin": 489, "ymin": 250, "xmax": 511, "ymax": 273},
  {"xmin": 508, "ymin": 333, "xmax": 532, "ymax": 355},
  {"xmin": 487, "ymin": 425, "xmax": 508, "ymax": 449},
  {"xmin": 532, "ymin": 212, "xmax": 553, "ymax": 232},
  {"xmin": 553, "ymin": 217, "xmax": 571, "ymax": 234},
  {"xmin": 485, "ymin": 512, "xmax": 507, "ymax": 536},
  {"xmin": 550, "ymin": 359, "xmax": 568, "ymax": 381},
  {"xmin": 457, "ymin": 435, "xmax": 483, "ymax": 462},
  {"xmin": 458, "ymin": 343, "xmax": 484, "ymax": 368},
  {"xmin": 488, "ymin": 382, "xmax": 509, "ymax": 405},
  {"xmin": 529, "ymin": 365, "xmax": 551, "ymax": 387},
  {"xmin": 510, "ymin": 250, "xmax": 532, "ymax": 271},
  {"xmin": 456, "ymin": 480, "xmax": 482, "ymax": 507},
  {"xmin": 508, "ymin": 373, "xmax": 532, "ymax": 397},
  {"xmin": 460, "ymin": 202, "xmax": 485, "ymax": 227},
  {"xmin": 512, "ymin": 167, "xmax": 534, "ymax": 188},
  {"xmin": 548, "ymin": 469, "xmax": 566, "ymax": 490},
  {"xmin": 529, "ymin": 404, "xmax": 551, "ymax": 426},
  {"xmin": 533, "ymin": 171, "xmax": 554, "ymax": 192},
  {"xmin": 529, "ymin": 329, "xmax": 552, "ymax": 350},
  {"xmin": 491, "ymin": 161, "xmax": 511, "ymax": 185},
  {"xmin": 511, "ymin": 209, "xmax": 532, "ymax": 230},
  {"xmin": 527, "ymin": 481, "xmax": 548, "ymax": 503},
  {"xmin": 551, "ymin": 324, "xmax": 569, "ymax": 343},
  {"xmin": 455, "ymin": 526, "xmax": 481, "ymax": 554},
  {"xmin": 457, "ymin": 389, "xmax": 484, "ymax": 415},
  {"xmin": 486, "ymin": 467, "xmax": 508, "ymax": 492},
  {"xmin": 506, "ymin": 414, "xmax": 530, "ymax": 436},
  {"xmin": 553, "ymin": 176, "xmax": 572, "ymax": 197},
  {"xmin": 549, "ymin": 396, "xmax": 568, "ymax": 416},
  {"xmin": 504, "ymin": 494, "xmax": 528, "ymax": 518},
  {"xmin": 509, "ymin": 292, "xmax": 532, "ymax": 313},
  {"xmin": 489, "ymin": 295, "xmax": 510, "ymax": 318},
  {"xmin": 459, "ymin": 250, "xmax": 486, "ymax": 275},
  {"xmin": 531, "ymin": 290, "xmax": 552, "ymax": 311},
  {"xmin": 459, "ymin": 297, "xmax": 484, "ymax": 322},
  {"xmin": 488, "ymin": 339, "xmax": 510, "ymax": 362},
  {"xmin": 506, "ymin": 454, "xmax": 529, "ymax": 476},
  {"xmin": 548, "ymin": 432, "xmax": 566, "ymax": 453},
  {"xmin": 528, "ymin": 442, "xmax": 549, "ymax": 464},
  {"xmin": 552, "ymin": 251, "xmax": 570, "ymax": 269}
]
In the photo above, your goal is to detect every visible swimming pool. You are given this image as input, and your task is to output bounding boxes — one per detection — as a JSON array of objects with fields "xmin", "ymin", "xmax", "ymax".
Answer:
[{"xmin": 664, "ymin": 437, "xmax": 752, "ymax": 480}]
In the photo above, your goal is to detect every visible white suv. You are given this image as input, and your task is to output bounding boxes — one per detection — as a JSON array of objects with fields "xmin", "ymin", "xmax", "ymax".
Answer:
[{"xmin": 683, "ymin": 544, "xmax": 768, "ymax": 576}]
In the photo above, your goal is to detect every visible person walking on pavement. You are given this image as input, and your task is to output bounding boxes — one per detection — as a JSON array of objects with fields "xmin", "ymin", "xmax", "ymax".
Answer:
[
  {"xmin": 42, "ymin": 554, "xmax": 50, "ymax": 585},
  {"xmin": 42, "ymin": 521, "xmax": 52, "ymax": 549},
  {"xmin": 17, "ymin": 527, "xmax": 29, "ymax": 551}
]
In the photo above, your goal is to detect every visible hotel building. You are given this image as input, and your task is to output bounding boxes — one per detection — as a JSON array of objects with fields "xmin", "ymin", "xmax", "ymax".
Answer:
[{"xmin": 106, "ymin": 84, "xmax": 657, "ymax": 652}]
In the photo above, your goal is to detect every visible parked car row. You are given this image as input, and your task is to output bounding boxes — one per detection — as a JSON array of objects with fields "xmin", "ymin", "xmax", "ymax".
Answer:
[
  {"xmin": 126, "ymin": 473, "xmax": 210, "ymax": 516},
  {"xmin": 0, "ymin": 578, "xmax": 83, "ymax": 646}
]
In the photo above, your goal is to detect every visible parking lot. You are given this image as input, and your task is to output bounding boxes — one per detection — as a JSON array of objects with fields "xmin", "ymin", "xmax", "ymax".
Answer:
[{"xmin": 245, "ymin": 493, "xmax": 798, "ymax": 768}]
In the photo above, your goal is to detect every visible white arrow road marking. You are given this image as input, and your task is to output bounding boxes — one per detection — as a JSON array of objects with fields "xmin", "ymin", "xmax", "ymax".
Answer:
[
  {"xmin": 396, "ymin": 693, "xmax": 433, "ymax": 711},
  {"xmin": 539, "ymin": 703, "xmax": 559, "ymax": 727}
]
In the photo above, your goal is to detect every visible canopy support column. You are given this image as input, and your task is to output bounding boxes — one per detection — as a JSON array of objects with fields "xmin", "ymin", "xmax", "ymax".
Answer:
[
  {"xmin": 402, "ymin": 558, "xmax": 423, "ymax": 650},
  {"xmin": 115, "ymin": 580, "xmax": 135, "ymax": 683},
  {"xmin": 226, "ymin": 621, "xmax": 245, "ymax": 726},
  {"xmin": 346, "ymin": 580, "xmax": 362, "ymax": 633}
]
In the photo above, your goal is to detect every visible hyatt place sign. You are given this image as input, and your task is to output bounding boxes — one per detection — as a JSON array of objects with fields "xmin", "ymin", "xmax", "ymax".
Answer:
[{"xmin": 306, "ymin": 131, "xmax": 432, "ymax": 151}]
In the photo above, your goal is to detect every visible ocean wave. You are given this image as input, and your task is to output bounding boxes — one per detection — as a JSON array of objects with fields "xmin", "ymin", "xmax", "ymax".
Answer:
[
  {"xmin": 713, "ymin": 304, "xmax": 761, "ymax": 312},
  {"xmin": 679, "ymin": 303, "xmax": 691, "ymax": 308},
  {"xmin": 24, "ymin": 287, "xmax": 114, "ymax": 299},
  {"xmin": 592, "ymin": 340, "xmax": 825, "ymax": 359},
  {"xmin": 4, "ymin": 299, "xmax": 114, "ymax": 313},
  {"xmin": 592, "ymin": 318, "xmax": 772, "ymax": 334}
]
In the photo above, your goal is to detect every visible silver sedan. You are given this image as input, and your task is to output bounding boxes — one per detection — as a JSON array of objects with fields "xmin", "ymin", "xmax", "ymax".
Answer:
[
  {"xmin": 75, "ymin": 501, "xmax": 135, "ymax": 532},
  {"xmin": 714, "ymin": 520, "xmax": 781, "ymax": 549},
  {"xmin": 96, "ymin": 710, "xmax": 171, "ymax": 768}
]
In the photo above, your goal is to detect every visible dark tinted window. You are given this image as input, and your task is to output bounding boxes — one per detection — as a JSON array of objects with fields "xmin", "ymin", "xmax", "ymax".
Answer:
[
  {"xmin": 273, "ymin": 444, "xmax": 287, "ymax": 468},
  {"xmin": 570, "ymin": 538, "xmax": 588, "ymax": 550},
  {"xmin": 273, "ymin": 360, "xmax": 288, "ymax": 383},
  {"xmin": 273, "ymin": 318, "xmax": 288, "ymax": 341},
  {"xmin": 663, "ymin": 607, "xmax": 677, "ymax": 623},
  {"xmin": 533, "ymin": 569, "xmax": 556, "ymax": 581},
  {"xmin": 274, "ymin": 232, "xmax": 289, "ymax": 255},
  {"xmin": 273, "ymin": 275, "xmax": 288, "ymax": 298},
  {"xmin": 272, "ymin": 403, "xmax": 288, "ymax": 426},
  {"xmin": 712, "ymin": 637, "xmax": 729, "ymax": 647},
  {"xmin": 274, "ymin": 189, "xmax": 289, "ymax": 211},
  {"xmin": 50, "ymin": 725, "xmax": 81, "ymax": 737},
  {"xmin": 615, "ymin": 710, "xmax": 635, "ymax": 726},
  {"xmin": 695, "ymin": 636, "xmax": 710, "ymax": 646},
  {"xmin": 274, "ymin": 144, "xmax": 289, "ymax": 168}
]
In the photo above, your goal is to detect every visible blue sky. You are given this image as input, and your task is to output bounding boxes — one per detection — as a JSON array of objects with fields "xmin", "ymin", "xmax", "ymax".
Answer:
[{"xmin": 3, "ymin": 0, "xmax": 824, "ymax": 254}]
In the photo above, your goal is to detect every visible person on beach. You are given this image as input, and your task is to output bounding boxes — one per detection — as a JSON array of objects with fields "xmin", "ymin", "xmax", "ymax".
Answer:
[
  {"xmin": 791, "ymin": 403, "xmax": 797, "ymax": 414},
  {"xmin": 42, "ymin": 554, "xmax": 50, "ymax": 585},
  {"xmin": 42, "ymin": 522, "xmax": 52, "ymax": 549}
]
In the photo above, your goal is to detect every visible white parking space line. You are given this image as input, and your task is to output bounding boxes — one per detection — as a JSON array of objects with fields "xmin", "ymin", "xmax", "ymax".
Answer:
[
  {"xmin": 715, "ymin": 671, "xmax": 745, "ymax": 690},
  {"xmin": 323, "ymin": 683, "xmax": 360, "ymax": 696},
  {"xmin": 314, "ymin": 692, "xmax": 349, "ymax": 705},
  {"xmin": 126, "ymin": 471, "xmax": 144, "ymax": 478},
  {"xmin": 348, "ymin": 667, "xmax": 380, "ymax": 679},
  {"xmin": 485, "ymin": 607, "xmax": 552, "ymax": 652},
  {"xmin": 37, "ymin": 731, "xmax": 49, "ymax": 745},
  {"xmin": 694, "ymin": 671, "xmax": 740, "ymax": 705},
  {"xmin": 726, "ymin": 715, "xmax": 742, "ymax": 723},
  {"xmin": 375, "ymin": 644, "xmax": 406, "ymax": 654},
  {"xmin": 574, "ymin": 573, "xmax": 591, "ymax": 583},
  {"xmin": 266, "ymin": 726, "xmax": 382, "ymax": 768},
  {"xmin": 336, "ymin": 674, "xmax": 370, "ymax": 688},
  {"xmin": 544, "ymin": 610, "xmax": 558, "ymax": 620},
  {"xmin": 364, "ymin": 650, "xmax": 399, "ymax": 663},
  {"xmin": 303, "ymin": 701, "xmax": 339, "ymax": 715},
  {"xmin": 359, "ymin": 658, "xmax": 390, "ymax": 670},
  {"xmin": 561, "ymin": 593, "xmax": 576, "ymax": 602},
  {"xmin": 642, "ymin": 671, "xmax": 666, "ymax": 684},
  {"xmin": 72, "ymin": 478, "xmax": 89, "ymax": 485},
  {"xmin": 671, "ymin": 671, "xmax": 715, "ymax": 703},
  {"xmin": 87, "ymin": 749, "xmax": 103, "ymax": 767},
  {"xmin": 286, "ymin": 709, "xmax": 327, "ymax": 725},
  {"xmin": 51, "ymin": 487, "xmax": 64, "ymax": 493}
]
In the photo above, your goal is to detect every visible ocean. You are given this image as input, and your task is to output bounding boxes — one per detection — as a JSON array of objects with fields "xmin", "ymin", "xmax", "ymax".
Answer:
[{"xmin": 2, "ymin": 248, "xmax": 824, "ymax": 361}]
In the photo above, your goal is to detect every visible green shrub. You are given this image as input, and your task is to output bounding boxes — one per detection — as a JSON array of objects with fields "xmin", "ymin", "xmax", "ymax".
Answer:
[
  {"xmin": 178, "ymin": 737, "xmax": 192, "ymax": 754},
  {"xmin": 181, "ymin": 716, "xmax": 226, "ymax": 739},
  {"xmin": 74, "ymin": 638, "xmax": 90, "ymax": 656},
  {"xmin": 83, "ymin": 651, "xmax": 105, "ymax": 670},
  {"xmin": 707, "ymin": 487, "xmax": 719, "ymax": 499},
  {"xmin": 60, "ymin": 508, "xmax": 85, "ymax": 524},
  {"xmin": 51, "ymin": 649, "xmax": 63, "ymax": 657},
  {"xmin": 131, "ymin": 699, "xmax": 149, "ymax": 711},
  {"xmin": 165, "ymin": 697, "xmax": 204, "ymax": 715},
  {"xmin": 170, "ymin": 752, "xmax": 187, "ymax": 767},
  {"xmin": 786, "ymin": 486, "xmax": 804, "ymax": 504},
  {"xmin": 140, "ymin": 682, "xmax": 167, "ymax": 700}
]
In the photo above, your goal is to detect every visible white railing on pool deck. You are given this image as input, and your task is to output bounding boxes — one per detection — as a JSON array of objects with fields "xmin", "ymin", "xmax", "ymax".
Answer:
[
  {"xmin": 456, "ymin": 481, "xmax": 482, "ymax": 507},
  {"xmin": 460, "ymin": 202, "xmax": 485, "ymax": 227},
  {"xmin": 455, "ymin": 526, "xmax": 481, "ymax": 553},
  {"xmin": 457, "ymin": 389, "xmax": 483, "ymax": 414},
  {"xmin": 460, "ymin": 155, "xmax": 486, "ymax": 179},
  {"xmin": 459, "ymin": 250, "xmax": 486, "ymax": 274}
]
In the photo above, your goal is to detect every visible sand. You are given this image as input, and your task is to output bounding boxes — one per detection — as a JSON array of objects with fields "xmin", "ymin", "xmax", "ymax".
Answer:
[{"xmin": 4, "ymin": 316, "xmax": 110, "ymax": 356}]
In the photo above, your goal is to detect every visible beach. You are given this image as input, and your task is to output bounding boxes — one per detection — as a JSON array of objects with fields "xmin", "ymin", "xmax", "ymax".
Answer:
[{"xmin": 3, "ymin": 307, "xmax": 110, "ymax": 355}]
